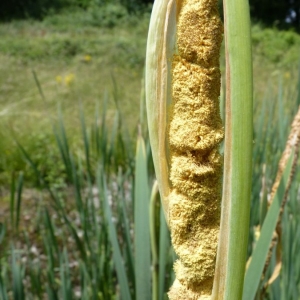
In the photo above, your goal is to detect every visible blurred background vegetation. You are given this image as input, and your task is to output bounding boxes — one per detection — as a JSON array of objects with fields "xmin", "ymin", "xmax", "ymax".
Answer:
[
  {"xmin": 0, "ymin": 0, "xmax": 299, "ymax": 30},
  {"xmin": 0, "ymin": 0, "xmax": 300, "ymax": 299}
]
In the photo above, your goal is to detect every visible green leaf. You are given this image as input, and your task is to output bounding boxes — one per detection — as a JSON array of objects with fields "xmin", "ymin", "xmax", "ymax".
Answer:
[
  {"xmin": 80, "ymin": 105, "xmax": 92, "ymax": 179},
  {"xmin": 12, "ymin": 247, "xmax": 25, "ymax": 300},
  {"xmin": 118, "ymin": 171, "xmax": 135, "ymax": 294},
  {"xmin": 0, "ymin": 223, "xmax": 5, "ymax": 245},
  {"xmin": 0, "ymin": 273, "xmax": 9, "ymax": 300},
  {"xmin": 10, "ymin": 173, "xmax": 15, "ymax": 232},
  {"xmin": 150, "ymin": 181, "xmax": 159, "ymax": 300},
  {"xmin": 158, "ymin": 204, "xmax": 170, "ymax": 300},
  {"xmin": 134, "ymin": 134, "xmax": 151, "ymax": 300},
  {"xmin": 15, "ymin": 172, "xmax": 24, "ymax": 232},
  {"xmin": 242, "ymin": 151, "xmax": 294, "ymax": 300},
  {"xmin": 98, "ymin": 168, "xmax": 132, "ymax": 300},
  {"xmin": 59, "ymin": 249, "xmax": 72, "ymax": 300},
  {"xmin": 212, "ymin": 0, "xmax": 253, "ymax": 298}
]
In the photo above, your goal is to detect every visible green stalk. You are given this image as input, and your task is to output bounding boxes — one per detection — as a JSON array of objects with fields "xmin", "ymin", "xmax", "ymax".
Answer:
[
  {"xmin": 146, "ymin": 0, "xmax": 252, "ymax": 297},
  {"xmin": 212, "ymin": 0, "xmax": 253, "ymax": 298}
]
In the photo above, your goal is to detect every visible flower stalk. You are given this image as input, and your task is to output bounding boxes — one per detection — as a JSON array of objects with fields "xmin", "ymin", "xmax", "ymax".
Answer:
[
  {"xmin": 167, "ymin": 0, "xmax": 224, "ymax": 298},
  {"xmin": 146, "ymin": 0, "xmax": 253, "ymax": 298}
]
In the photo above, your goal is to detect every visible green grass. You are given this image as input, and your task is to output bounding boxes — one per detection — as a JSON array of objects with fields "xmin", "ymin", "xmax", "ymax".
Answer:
[
  {"xmin": 0, "ymin": 6, "xmax": 150, "ymax": 183},
  {"xmin": 0, "ymin": 7, "xmax": 299, "ymax": 184}
]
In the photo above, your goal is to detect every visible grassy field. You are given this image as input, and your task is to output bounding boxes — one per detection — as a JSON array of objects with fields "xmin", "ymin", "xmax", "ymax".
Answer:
[
  {"xmin": 0, "ymin": 6, "xmax": 300, "ymax": 185},
  {"xmin": 0, "ymin": 5, "xmax": 151, "ymax": 184},
  {"xmin": 0, "ymin": 5, "xmax": 300, "ymax": 299}
]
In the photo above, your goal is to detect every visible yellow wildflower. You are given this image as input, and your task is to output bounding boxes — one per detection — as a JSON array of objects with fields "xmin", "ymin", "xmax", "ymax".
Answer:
[
  {"xmin": 64, "ymin": 73, "xmax": 75, "ymax": 86},
  {"xmin": 84, "ymin": 55, "xmax": 92, "ymax": 62}
]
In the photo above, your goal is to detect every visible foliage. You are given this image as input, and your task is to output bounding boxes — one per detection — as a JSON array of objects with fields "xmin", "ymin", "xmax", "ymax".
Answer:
[
  {"xmin": 0, "ymin": 12, "xmax": 299, "ymax": 187},
  {"xmin": 0, "ymin": 0, "xmax": 152, "ymax": 21},
  {"xmin": 0, "ymin": 9, "xmax": 150, "ymax": 185},
  {"xmin": 0, "ymin": 0, "xmax": 72, "ymax": 21},
  {"xmin": 1, "ymin": 67, "xmax": 300, "ymax": 297},
  {"xmin": 249, "ymin": 0, "xmax": 300, "ymax": 30},
  {"xmin": 252, "ymin": 25, "xmax": 300, "ymax": 65},
  {"xmin": 0, "ymin": 0, "xmax": 299, "ymax": 32},
  {"xmin": 24, "ymin": 133, "xmax": 67, "ymax": 188},
  {"xmin": 0, "ymin": 10, "xmax": 300, "ymax": 299},
  {"xmin": 0, "ymin": 105, "xmax": 174, "ymax": 299},
  {"xmin": 245, "ymin": 68, "xmax": 300, "ymax": 298}
]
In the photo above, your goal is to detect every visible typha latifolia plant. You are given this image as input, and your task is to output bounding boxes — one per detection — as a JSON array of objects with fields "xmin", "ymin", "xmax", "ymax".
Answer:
[{"xmin": 146, "ymin": 0, "xmax": 253, "ymax": 299}]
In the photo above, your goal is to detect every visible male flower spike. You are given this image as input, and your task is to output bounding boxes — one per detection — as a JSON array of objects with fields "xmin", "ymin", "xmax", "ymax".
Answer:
[{"xmin": 146, "ymin": 0, "xmax": 224, "ymax": 299}]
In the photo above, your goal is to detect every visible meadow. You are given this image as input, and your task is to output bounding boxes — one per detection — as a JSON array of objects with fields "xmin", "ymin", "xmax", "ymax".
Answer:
[{"xmin": 0, "ymin": 4, "xmax": 300, "ymax": 299}]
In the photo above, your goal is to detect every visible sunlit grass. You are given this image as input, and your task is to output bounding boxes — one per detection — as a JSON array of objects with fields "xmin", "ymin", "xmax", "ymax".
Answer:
[
  {"xmin": 0, "ymin": 9, "xmax": 150, "ymax": 183},
  {"xmin": 0, "ymin": 8, "xmax": 299, "ymax": 186}
]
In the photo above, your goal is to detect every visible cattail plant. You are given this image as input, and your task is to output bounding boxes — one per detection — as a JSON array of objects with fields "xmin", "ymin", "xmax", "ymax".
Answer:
[{"xmin": 146, "ymin": 0, "xmax": 252, "ymax": 299}]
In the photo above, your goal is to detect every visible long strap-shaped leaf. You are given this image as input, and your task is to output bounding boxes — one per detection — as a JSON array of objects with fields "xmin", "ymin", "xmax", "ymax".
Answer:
[
  {"xmin": 242, "ymin": 151, "xmax": 295, "ymax": 300},
  {"xmin": 98, "ymin": 170, "xmax": 132, "ymax": 300},
  {"xmin": 145, "ymin": 0, "xmax": 176, "ymax": 223},
  {"xmin": 134, "ymin": 134, "xmax": 151, "ymax": 300},
  {"xmin": 212, "ymin": 0, "xmax": 253, "ymax": 298}
]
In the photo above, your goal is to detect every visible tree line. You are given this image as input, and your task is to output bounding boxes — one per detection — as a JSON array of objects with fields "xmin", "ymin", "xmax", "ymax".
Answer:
[
  {"xmin": 0, "ymin": 0, "xmax": 299, "ymax": 31},
  {"xmin": 250, "ymin": 0, "xmax": 299, "ymax": 30}
]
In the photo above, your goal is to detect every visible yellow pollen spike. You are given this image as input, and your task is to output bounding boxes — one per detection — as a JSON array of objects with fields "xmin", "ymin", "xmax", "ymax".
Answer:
[{"xmin": 167, "ymin": 0, "xmax": 224, "ymax": 298}]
